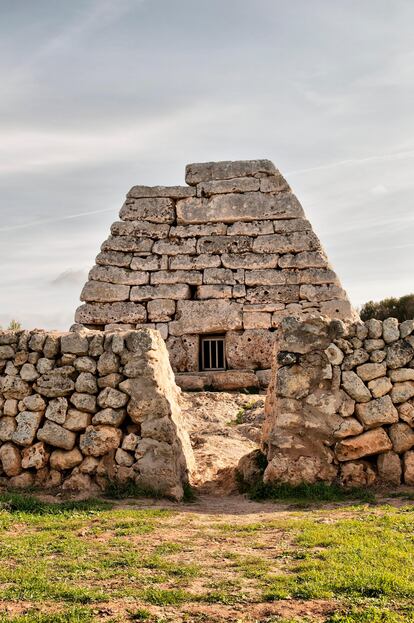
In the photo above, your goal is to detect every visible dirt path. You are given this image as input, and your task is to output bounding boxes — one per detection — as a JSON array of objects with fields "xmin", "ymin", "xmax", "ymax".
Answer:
[{"xmin": 179, "ymin": 391, "xmax": 265, "ymax": 494}]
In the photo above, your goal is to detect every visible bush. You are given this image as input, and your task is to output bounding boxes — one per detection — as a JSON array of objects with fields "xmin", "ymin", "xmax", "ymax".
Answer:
[{"xmin": 360, "ymin": 294, "xmax": 414, "ymax": 322}]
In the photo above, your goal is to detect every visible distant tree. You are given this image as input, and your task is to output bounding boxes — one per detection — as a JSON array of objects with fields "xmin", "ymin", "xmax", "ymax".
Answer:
[
  {"xmin": 360, "ymin": 294, "xmax": 414, "ymax": 322},
  {"xmin": 0, "ymin": 319, "xmax": 22, "ymax": 331}
]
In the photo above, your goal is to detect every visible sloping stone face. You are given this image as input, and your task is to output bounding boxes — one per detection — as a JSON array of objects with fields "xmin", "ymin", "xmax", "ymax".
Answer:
[
  {"xmin": 75, "ymin": 160, "xmax": 354, "ymax": 390},
  {"xmin": 0, "ymin": 328, "xmax": 194, "ymax": 499},
  {"xmin": 262, "ymin": 315, "xmax": 414, "ymax": 488}
]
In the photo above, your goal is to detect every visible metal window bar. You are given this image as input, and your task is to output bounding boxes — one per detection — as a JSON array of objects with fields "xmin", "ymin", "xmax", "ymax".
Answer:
[{"xmin": 200, "ymin": 336, "xmax": 226, "ymax": 371}]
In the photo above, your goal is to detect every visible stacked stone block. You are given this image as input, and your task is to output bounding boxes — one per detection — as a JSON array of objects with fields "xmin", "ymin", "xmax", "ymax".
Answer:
[
  {"xmin": 0, "ymin": 328, "xmax": 194, "ymax": 499},
  {"xmin": 262, "ymin": 316, "xmax": 414, "ymax": 488},
  {"xmin": 76, "ymin": 160, "xmax": 353, "ymax": 390}
]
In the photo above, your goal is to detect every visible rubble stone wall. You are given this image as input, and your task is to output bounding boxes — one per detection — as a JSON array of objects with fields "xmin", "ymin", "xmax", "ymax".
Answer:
[
  {"xmin": 262, "ymin": 316, "xmax": 414, "ymax": 488},
  {"xmin": 75, "ymin": 159, "xmax": 354, "ymax": 390},
  {"xmin": 0, "ymin": 328, "xmax": 194, "ymax": 499}
]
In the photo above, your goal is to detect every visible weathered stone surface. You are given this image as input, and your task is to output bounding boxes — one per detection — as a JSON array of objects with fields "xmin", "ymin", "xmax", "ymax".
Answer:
[
  {"xmin": 45, "ymin": 397, "xmax": 68, "ymax": 424},
  {"xmin": 210, "ymin": 370, "xmax": 259, "ymax": 391},
  {"xmin": 264, "ymin": 452, "xmax": 337, "ymax": 486},
  {"xmin": 185, "ymin": 159, "xmax": 276, "ymax": 185},
  {"xmin": 278, "ymin": 251, "xmax": 327, "ymax": 269},
  {"xmin": 21, "ymin": 394, "xmax": 46, "ymax": 412},
  {"xmin": 324, "ymin": 343, "xmax": 344, "ymax": 366},
  {"xmin": 341, "ymin": 371, "xmax": 371, "ymax": 402},
  {"xmin": 197, "ymin": 176, "xmax": 260, "ymax": 196},
  {"xmin": 243, "ymin": 312, "xmax": 271, "ymax": 330},
  {"xmin": 383, "ymin": 317, "xmax": 400, "ymax": 343},
  {"xmin": 75, "ymin": 372, "xmax": 98, "ymax": 395},
  {"xmin": 386, "ymin": 340, "xmax": 414, "ymax": 369},
  {"xmin": 50, "ymin": 448, "xmax": 83, "ymax": 471},
  {"xmin": 127, "ymin": 185, "xmax": 195, "ymax": 199},
  {"xmin": 37, "ymin": 421, "xmax": 76, "ymax": 450},
  {"xmin": 150, "ymin": 270, "xmax": 202, "ymax": 286},
  {"xmin": 390, "ymin": 381, "xmax": 414, "ymax": 404},
  {"xmin": 166, "ymin": 335, "xmax": 199, "ymax": 372},
  {"xmin": 388, "ymin": 422, "xmax": 414, "ymax": 453},
  {"xmin": 2, "ymin": 376, "xmax": 31, "ymax": 400},
  {"xmin": 122, "ymin": 433, "xmax": 140, "ymax": 452},
  {"xmin": 197, "ymin": 285, "xmax": 232, "ymax": 299},
  {"xmin": 147, "ymin": 299, "xmax": 176, "ymax": 322},
  {"xmin": 97, "ymin": 352, "xmax": 119, "ymax": 376},
  {"xmin": 130, "ymin": 255, "xmax": 164, "ymax": 271},
  {"xmin": 368, "ymin": 376, "xmax": 392, "ymax": 398},
  {"xmin": 226, "ymin": 330, "xmax": 275, "ymax": 370},
  {"xmin": 79, "ymin": 425, "xmax": 122, "ymax": 457},
  {"xmin": 253, "ymin": 231, "xmax": 319, "ymax": 254},
  {"xmin": 96, "ymin": 250, "xmax": 132, "ymax": 268},
  {"xmin": 222, "ymin": 253, "xmax": 278, "ymax": 269},
  {"xmin": 169, "ymin": 300, "xmax": 242, "ymax": 336},
  {"xmin": 115, "ymin": 447, "xmax": 134, "ymax": 466},
  {"xmin": 398, "ymin": 402, "xmax": 414, "ymax": 426},
  {"xmin": 12, "ymin": 411, "xmax": 43, "ymax": 446},
  {"xmin": 403, "ymin": 451, "xmax": 414, "ymax": 485},
  {"xmin": 80, "ymin": 281, "xmax": 130, "ymax": 303},
  {"xmin": 339, "ymin": 460, "xmax": 376, "ymax": 487},
  {"xmin": 365, "ymin": 318, "xmax": 382, "ymax": 339},
  {"xmin": 389, "ymin": 368, "xmax": 414, "ymax": 382},
  {"xmin": 400, "ymin": 319, "xmax": 414, "ymax": 338},
  {"xmin": 169, "ymin": 254, "xmax": 221, "ymax": 270},
  {"xmin": 260, "ymin": 174, "xmax": 290, "ymax": 193},
  {"xmin": 342, "ymin": 349, "xmax": 370, "ymax": 370},
  {"xmin": 97, "ymin": 388, "xmax": 128, "ymax": 410},
  {"xmin": 21, "ymin": 442, "xmax": 49, "ymax": 469},
  {"xmin": 153, "ymin": 238, "xmax": 196, "ymax": 256},
  {"xmin": 227, "ymin": 220, "xmax": 274, "ymax": 236},
  {"xmin": 0, "ymin": 417, "xmax": 16, "ymax": 442},
  {"xmin": 70, "ymin": 393, "xmax": 96, "ymax": 414},
  {"xmin": 63, "ymin": 409, "xmax": 91, "ymax": 431},
  {"xmin": 355, "ymin": 395, "xmax": 398, "ymax": 429},
  {"xmin": 246, "ymin": 285, "xmax": 300, "ymax": 304},
  {"xmin": 119, "ymin": 197, "xmax": 175, "ymax": 223},
  {"xmin": 101, "ymin": 236, "xmax": 153, "ymax": 254},
  {"xmin": 111, "ymin": 220, "xmax": 170, "ymax": 239},
  {"xmin": 333, "ymin": 418, "xmax": 363, "ymax": 439},
  {"xmin": 0, "ymin": 443, "xmax": 21, "ymax": 476},
  {"xmin": 177, "ymin": 192, "xmax": 304, "ymax": 225},
  {"xmin": 130, "ymin": 284, "xmax": 191, "ymax": 302},
  {"xmin": 356, "ymin": 362, "xmax": 386, "ymax": 382},
  {"xmin": 377, "ymin": 451, "xmax": 401, "ymax": 484},
  {"xmin": 20, "ymin": 363, "xmax": 39, "ymax": 382},
  {"xmin": 75, "ymin": 302, "xmax": 146, "ymax": 325},
  {"xmin": 92, "ymin": 408, "xmax": 126, "ymax": 427},
  {"xmin": 335, "ymin": 428, "xmax": 392, "ymax": 461}
]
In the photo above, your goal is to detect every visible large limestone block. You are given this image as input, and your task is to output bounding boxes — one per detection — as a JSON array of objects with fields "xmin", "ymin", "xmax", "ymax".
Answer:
[
  {"xmin": 333, "ymin": 418, "xmax": 363, "ymax": 439},
  {"xmin": 377, "ymin": 451, "xmax": 401, "ymax": 485},
  {"xmin": 0, "ymin": 443, "xmax": 22, "ymax": 476},
  {"xmin": 12, "ymin": 411, "xmax": 43, "ymax": 446},
  {"xmin": 64, "ymin": 409, "xmax": 91, "ymax": 431},
  {"xmin": 169, "ymin": 300, "xmax": 243, "ymax": 336},
  {"xmin": 222, "ymin": 253, "xmax": 278, "ymax": 269},
  {"xmin": 263, "ymin": 452, "xmax": 337, "ymax": 486},
  {"xmin": 166, "ymin": 335, "xmax": 199, "ymax": 372},
  {"xmin": 388, "ymin": 422, "xmax": 414, "ymax": 453},
  {"xmin": 339, "ymin": 460, "xmax": 376, "ymax": 487},
  {"xmin": 355, "ymin": 395, "xmax": 398, "ymax": 429},
  {"xmin": 97, "ymin": 387, "xmax": 128, "ymax": 410},
  {"xmin": 210, "ymin": 370, "xmax": 259, "ymax": 391},
  {"xmin": 203, "ymin": 268, "xmax": 236, "ymax": 285},
  {"xmin": 35, "ymin": 372, "xmax": 75, "ymax": 398},
  {"xmin": 341, "ymin": 371, "xmax": 371, "ymax": 402},
  {"xmin": 79, "ymin": 425, "xmax": 122, "ymax": 457},
  {"xmin": 130, "ymin": 284, "xmax": 191, "ymax": 302},
  {"xmin": 196, "ymin": 285, "xmax": 232, "ymax": 299},
  {"xmin": 253, "ymin": 231, "xmax": 319, "ymax": 254},
  {"xmin": 246, "ymin": 285, "xmax": 300, "ymax": 304},
  {"xmin": 92, "ymin": 408, "xmax": 126, "ymax": 427},
  {"xmin": 50, "ymin": 448, "xmax": 83, "ymax": 471},
  {"xmin": 260, "ymin": 174, "xmax": 290, "ymax": 193},
  {"xmin": 111, "ymin": 220, "xmax": 170, "ymax": 239},
  {"xmin": 335, "ymin": 428, "xmax": 392, "ymax": 461},
  {"xmin": 153, "ymin": 238, "xmax": 196, "ymax": 256},
  {"xmin": 127, "ymin": 185, "xmax": 195, "ymax": 199},
  {"xmin": 130, "ymin": 255, "xmax": 165, "ymax": 271},
  {"xmin": 176, "ymin": 192, "xmax": 304, "ymax": 224},
  {"xmin": 243, "ymin": 311, "xmax": 272, "ymax": 329},
  {"xmin": 150, "ymin": 270, "xmax": 202, "ymax": 286},
  {"xmin": 197, "ymin": 235, "xmax": 252, "ymax": 255},
  {"xmin": 119, "ymin": 197, "xmax": 175, "ymax": 223},
  {"xmin": 61, "ymin": 333, "xmax": 89, "ymax": 355},
  {"xmin": 226, "ymin": 330, "xmax": 276, "ymax": 370},
  {"xmin": 70, "ymin": 392, "xmax": 96, "ymax": 414},
  {"xmin": 169, "ymin": 223, "xmax": 227, "ymax": 237},
  {"xmin": 102, "ymin": 236, "xmax": 153, "ymax": 254},
  {"xmin": 80, "ymin": 281, "xmax": 130, "ymax": 303},
  {"xmin": 75, "ymin": 372, "xmax": 98, "ymax": 395},
  {"xmin": 96, "ymin": 250, "xmax": 132, "ymax": 268},
  {"xmin": 147, "ymin": 299, "xmax": 175, "ymax": 322},
  {"xmin": 383, "ymin": 317, "xmax": 400, "ymax": 343},
  {"xmin": 278, "ymin": 251, "xmax": 328, "ymax": 269},
  {"xmin": 185, "ymin": 159, "xmax": 276, "ymax": 184},
  {"xmin": 197, "ymin": 176, "xmax": 260, "ymax": 196},
  {"xmin": 37, "ymin": 421, "xmax": 77, "ymax": 450},
  {"xmin": 89, "ymin": 265, "xmax": 149, "ymax": 286},
  {"xmin": 2, "ymin": 376, "xmax": 31, "ymax": 400},
  {"xmin": 0, "ymin": 417, "xmax": 17, "ymax": 442},
  {"xmin": 227, "ymin": 220, "xmax": 274, "ymax": 236},
  {"xmin": 45, "ymin": 397, "xmax": 68, "ymax": 424},
  {"xmin": 75, "ymin": 302, "xmax": 146, "ymax": 325},
  {"xmin": 389, "ymin": 368, "xmax": 414, "ymax": 382},
  {"xmin": 368, "ymin": 376, "xmax": 392, "ymax": 398},
  {"xmin": 169, "ymin": 254, "xmax": 221, "ymax": 270}
]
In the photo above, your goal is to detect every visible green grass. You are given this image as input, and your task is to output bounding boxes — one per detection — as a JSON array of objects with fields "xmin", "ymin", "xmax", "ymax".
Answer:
[
  {"xmin": 327, "ymin": 605, "xmax": 414, "ymax": 622},
  {"xmin": 0, "ymin": 607, "xmax": 93, "ymax": 623},
  {"xmin": 242, "ymin": 480, "xmax": 376, "ymax": 504}
]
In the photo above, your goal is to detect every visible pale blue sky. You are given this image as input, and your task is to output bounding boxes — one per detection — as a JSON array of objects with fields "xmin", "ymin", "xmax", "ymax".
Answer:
[{"xmin": 1, "ymin": 0, "xmax": 413, "ymax": 329}]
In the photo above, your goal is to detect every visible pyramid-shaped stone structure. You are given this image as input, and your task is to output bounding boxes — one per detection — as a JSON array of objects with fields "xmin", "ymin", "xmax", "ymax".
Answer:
[{"xmin": 75, "ymin": 159, "xmax": 354, "ymax": 390}]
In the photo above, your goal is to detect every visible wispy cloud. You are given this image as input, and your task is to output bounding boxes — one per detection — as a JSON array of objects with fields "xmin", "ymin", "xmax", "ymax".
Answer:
[{"xmin": 287, "ymin": 148, "xmax": 414, "ymax": 176}]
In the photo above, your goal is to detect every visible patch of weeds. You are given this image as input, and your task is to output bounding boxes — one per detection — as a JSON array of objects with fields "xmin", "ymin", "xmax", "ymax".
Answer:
[
  {"xmin": 129, "ymin": 608, "xmax": 152, "ymax": 621},
  {"xmin": 0, "ymin": 607, "xmax": 93, "ymax": 622},
  {"xmin": 229, "ymin": 399, "xmax": 260, "ymax": 426},
  {"xmin": 0, "ymin": 493, "xmax": 110, "ymax": 515},
  {"xmin": 182, "ymin": 482, "xmax": 197, "ymax": 503},
  {"xmin": 141, "ymin": 588, "xmax": 193, "ymax": 605},
  {"xmin": 104, "ymin": 481, "xmax": 164, "ymax": 500},
  {"xmin": 243, "ymin": 481, "xmax": 376, "ymax": 504},
  {"xmin": 327, "ymin": 605, "xmax": 414, "ymax": 622},
  {"xmin": 201, "ymin": 589, "xmax": 246, "ymax": 605}
]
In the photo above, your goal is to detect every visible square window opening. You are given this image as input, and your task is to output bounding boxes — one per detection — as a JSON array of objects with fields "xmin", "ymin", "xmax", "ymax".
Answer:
[{"xmin": 199, "ymin": 335, "xmax": 226, "ymax": 371}]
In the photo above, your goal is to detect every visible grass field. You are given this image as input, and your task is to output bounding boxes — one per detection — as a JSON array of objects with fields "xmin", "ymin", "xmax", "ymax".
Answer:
[{"xmin": 0, "ymin": 491, "xmax": 413, "ymax": 622}]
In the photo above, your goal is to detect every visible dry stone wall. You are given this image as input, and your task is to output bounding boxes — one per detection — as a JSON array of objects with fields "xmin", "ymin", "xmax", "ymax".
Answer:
[
  {"xmin": 75, "ymin": 159, "xmax": 354, "ymax": 390},
  {"xmin": 262, "ymin": 316, "xmax": 414, "ymax": 488},
  {"xmin": 0, "ymin": 328, "xmax": 194, "ymax": 499}
]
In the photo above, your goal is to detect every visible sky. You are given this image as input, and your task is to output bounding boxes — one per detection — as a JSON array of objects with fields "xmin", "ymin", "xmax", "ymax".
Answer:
[{"xmin": 0, "ymin": 0, "xmax": 413, "ymax": 330}]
